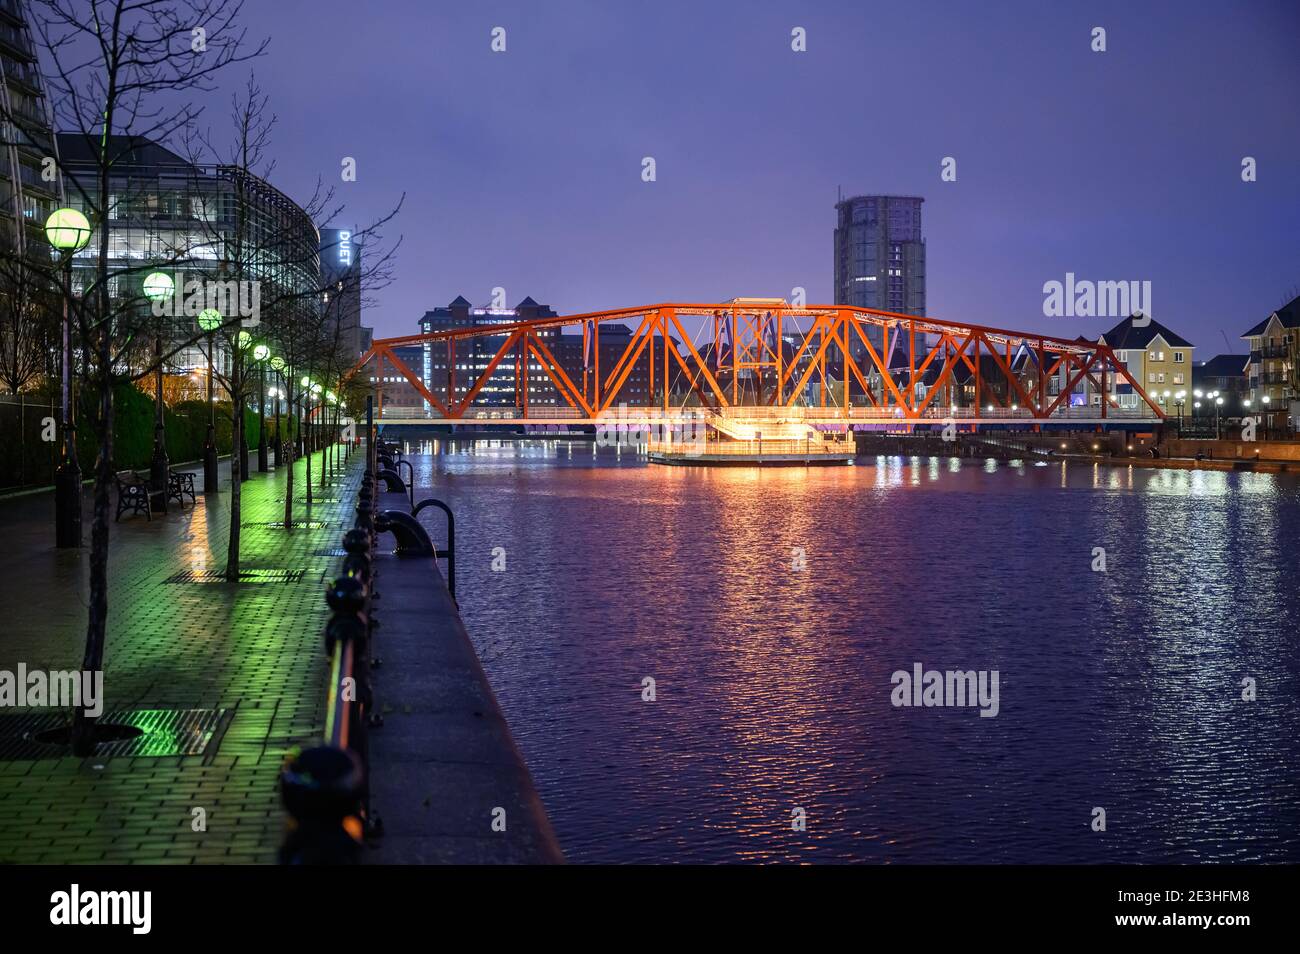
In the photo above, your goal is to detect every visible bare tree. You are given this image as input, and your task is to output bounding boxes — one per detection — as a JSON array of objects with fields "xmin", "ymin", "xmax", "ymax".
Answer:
[
  {"xmin": 184, "ymin": 76, "xmax": 401, "ymax": 558},
  {"xmin": 0, "ymin": 259, "xmax": 59, "ymax": 393},
  {"xmin": 2, "ymin": 0, "xmax": 266, "ymax": 754}
]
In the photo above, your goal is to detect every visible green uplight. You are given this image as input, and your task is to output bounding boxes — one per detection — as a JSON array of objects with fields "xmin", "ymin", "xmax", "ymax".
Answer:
[{"xmin": 269, "ymin": 356, "xmax": 285, "ymax": 372}]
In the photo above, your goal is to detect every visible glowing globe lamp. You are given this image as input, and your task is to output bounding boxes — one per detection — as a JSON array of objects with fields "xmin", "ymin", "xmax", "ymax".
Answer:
[
  {"xmin": 252, "ymin": 343, "xmax": 270, "ymax": 362},
  {"xmin": 142, "ymin": 272, "xmax": 175, "ymax": 302},
  {"xmin": 197, "ymin": 308, "xmax": 222, "ymax": 332},
  {"xmin": 45, "ymin": 208, "xmax": 92, "ymax": 251}
]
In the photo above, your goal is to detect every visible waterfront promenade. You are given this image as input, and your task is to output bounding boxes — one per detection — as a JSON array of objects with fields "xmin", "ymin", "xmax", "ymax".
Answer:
[{"xmin": 0, "ymin": 453, "xmax": 347, "ymax": 863}]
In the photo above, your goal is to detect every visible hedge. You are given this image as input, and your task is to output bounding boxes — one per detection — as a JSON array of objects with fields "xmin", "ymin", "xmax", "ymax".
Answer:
[{"xmin": 1, "ymin": 380, "xmax": 301, "ymax": 491}]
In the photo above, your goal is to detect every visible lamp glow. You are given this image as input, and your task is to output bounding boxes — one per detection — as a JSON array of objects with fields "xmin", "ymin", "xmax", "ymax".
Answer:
[
  {"xmin": 142, "ymin": 272, "xmax": 175, "ymax": 302},
  {"xmin": 198, "ymin": 308, "xmax": 222, "ymax": 332},
  {"xmin": 45, "ymin": 208, "xmax": 92, "ymax": 251}
]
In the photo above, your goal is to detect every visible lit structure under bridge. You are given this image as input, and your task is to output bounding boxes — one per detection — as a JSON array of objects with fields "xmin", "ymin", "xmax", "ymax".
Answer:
[{"xmin": 348, "ymin": 298, "xmax": 1165, "ymax": 434}]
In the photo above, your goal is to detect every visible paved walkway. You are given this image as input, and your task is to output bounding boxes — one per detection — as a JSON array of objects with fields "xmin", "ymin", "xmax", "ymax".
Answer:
[{"xmin": 0, "ymin": 449, "xmax": 358, "ymax": 863}]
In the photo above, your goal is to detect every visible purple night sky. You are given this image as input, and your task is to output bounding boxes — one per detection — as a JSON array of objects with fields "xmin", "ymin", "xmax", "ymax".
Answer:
[{"xmin": 233, "ymin": 0, "xmax": 1298, "ymax": 354}]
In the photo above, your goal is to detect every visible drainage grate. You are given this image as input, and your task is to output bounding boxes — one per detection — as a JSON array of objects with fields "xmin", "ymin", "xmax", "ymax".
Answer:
[
  {"xmin": 0, "ymin": 708, "xmax": 230, "ymax": 760},
  {"xmin": 242, "ymin": 521, "xmax": 328, "ymax": 530},
  {"xmin": 163, "ymin": 569, "xmax": 307, "ymax": 584},
  {"xmin": 312, "ymin": 547, "xmax": 348, "ymax": 558}
]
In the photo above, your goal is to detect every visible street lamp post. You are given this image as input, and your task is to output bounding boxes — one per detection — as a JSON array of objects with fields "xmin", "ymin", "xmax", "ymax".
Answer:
[
  {"xmin": 267, "ymin": 386, "xmax": 280, "ymax": 462},
  {"xmin": 44, "ymin": 209, "xmax": 92, "ymax": 548},
  {"xmin": 236, "ymin": 331, "xmax": 252, "ymax": 482},
  {"xmin": 198, "ymin": 309, "xmax": 221, "ymax": 493},
  {"xmin": 142, "ymin": 272, "xmax": 175, "ymax": 513},
  {"xmin": 269, "ymin": 355, "xmax": 286, "ymax": 464},
  {"xmin": 253, "ymin": 343, "xmax": 270, "ymax": 472},
  {"xmin": 298, "ymin": 375, "xmax": 310, "ymax": 460}
]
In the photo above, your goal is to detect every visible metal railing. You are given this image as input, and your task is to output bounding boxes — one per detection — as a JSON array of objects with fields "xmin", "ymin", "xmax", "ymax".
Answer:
[
  {"xmin": 648, "ymin": 437, "xmax": 851, "ymax": 456},
  {"xmin": 279, "ymin": 402, "xmax": 381, "ymax": 864},
  {"xmin": 374, "ymin": 402, "xmax": 1162, "ymax": 423},
  {"xmin": 280, "ymin": 400, "xmax": 463, "ymax": 862},
  {"xmin": 412, "ymin": 497, "xmax": 456, "ymax": 602}
]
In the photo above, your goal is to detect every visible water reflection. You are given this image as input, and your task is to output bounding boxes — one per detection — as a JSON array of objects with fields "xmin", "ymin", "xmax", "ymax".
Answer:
[{"xmin": 402, "ymin": 440, "xmax": 1300, "ymax": 863}]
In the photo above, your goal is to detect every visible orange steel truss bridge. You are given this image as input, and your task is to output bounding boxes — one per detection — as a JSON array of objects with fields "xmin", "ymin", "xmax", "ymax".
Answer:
[{"xmin": 348, "ymin": 299, "xmax": 1165, "ymax": 428}]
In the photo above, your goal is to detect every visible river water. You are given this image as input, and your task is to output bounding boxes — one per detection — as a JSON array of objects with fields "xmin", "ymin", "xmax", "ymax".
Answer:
[{"xmin": 402, "ymin": 440, "xmax": 1300, "ymax": 863}]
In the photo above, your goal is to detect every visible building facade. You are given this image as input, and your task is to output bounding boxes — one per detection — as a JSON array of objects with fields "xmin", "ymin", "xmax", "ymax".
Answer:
[
  {"xmin": 552, "ymin": 323, "xmax": 655, "ymax": 407},
  {"xmin": 56, "ymin": 133, "xmax": 320, "ymax": 391},
  {"xmin": 1093, "ymin": 316, "xmax": 1195, "ymax": 413},
  {"xmin": 0, "ymin": 0, "xmax": 63, "ymax": 392},
  {"xmin": 391, "ymin": 295, "xmax": 561, "ymax": 416},
  {"xmin": 319, "ymin": 227, "xmax": 370, "ymax": 363},
  {"xmin": 372, "ymin": 301, "xmax": 674, "ymax": 417},
  {"xmin": 833, "ymin": 194, "xmax": 925, "ymax": 352},
  {"xmin": 1192, "ymin": 354, "xmax": 1249, "ymax": 404},
  {"xmin": 1241, "ymin": 294, "xmax": 1299, "ymax": 426},
  {"xmin": 0, "ymin": 0, "xmax": 60, "ymax": 257}
]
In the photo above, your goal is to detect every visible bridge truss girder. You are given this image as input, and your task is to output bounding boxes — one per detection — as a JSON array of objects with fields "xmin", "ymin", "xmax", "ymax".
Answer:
[{"xmin": 348, "ymin": 303, "xmax": 1164, "ymax": 424}]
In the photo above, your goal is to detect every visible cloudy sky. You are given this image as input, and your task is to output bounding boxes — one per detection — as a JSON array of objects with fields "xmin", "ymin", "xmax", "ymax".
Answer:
[{"xmin": 239, "ymin": 0, "xmax": 1299, "ymax": 354}]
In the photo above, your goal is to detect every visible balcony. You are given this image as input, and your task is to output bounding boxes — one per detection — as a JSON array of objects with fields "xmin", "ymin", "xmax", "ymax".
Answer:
[
  {"xmin": 1251, "ymin": 345, "xmax": 1290, "ymax": 361},
  {"xmin": 0, "ymin": 21, "xmax": 32, "ymax": 61}
]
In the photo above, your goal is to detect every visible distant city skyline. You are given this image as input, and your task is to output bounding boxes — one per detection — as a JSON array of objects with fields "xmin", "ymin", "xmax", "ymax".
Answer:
[{"xmin": 231, "ymin": 0, "xmax": 1298, "ymax": 350}]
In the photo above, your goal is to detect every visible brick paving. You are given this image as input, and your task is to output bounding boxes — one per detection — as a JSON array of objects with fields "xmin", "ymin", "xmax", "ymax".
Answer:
[{"xmin": 0, "ymin": 449, "xmax": 359, "ymax": 864}]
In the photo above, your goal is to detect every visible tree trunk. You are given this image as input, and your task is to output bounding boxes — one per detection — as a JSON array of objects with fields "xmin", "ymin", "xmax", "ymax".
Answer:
[
  {"xmin": 71, "ymin": 356, "xmax": 113, "ymax": 755},
  {"xmin": 283, "ymin": 403, "xmax": 294, "ymax": 531},
  {"xmin": 305, "ymin": 423, "xmax": 313, "ymax": 506}
]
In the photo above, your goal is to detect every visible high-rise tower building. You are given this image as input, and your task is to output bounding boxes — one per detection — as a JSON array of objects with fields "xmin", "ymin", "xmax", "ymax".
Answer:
[
  {"xmin": 833, "ymin": 194, "xmax": 926, "ymax": 351},
  {"xmin": 320, "ymin": 227, "xmax": 369, "ymax": 361}
]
